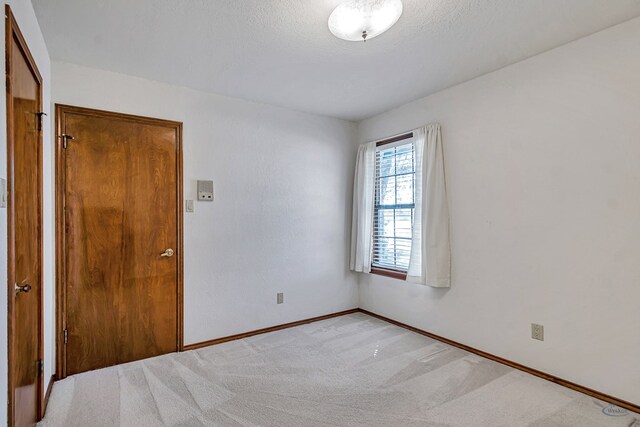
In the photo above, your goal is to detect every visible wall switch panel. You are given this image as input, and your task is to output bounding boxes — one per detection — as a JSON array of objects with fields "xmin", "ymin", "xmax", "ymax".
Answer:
[
  {"xmin": 185, "ymin": 200, "xmax": 194, "ymax": 212},
  {"xmin": 531, "ymin": 323, "xmax": 544, "ymax": 341},
  {"xmin": 197, "ymin": 180, "xmax": 214, "ymax": 201},
  {"xmin": 0, "ymin": 178, "xmax": 6, "ymax": 208},
  {"xmin": 277, "ymin": 293, "xmax": 284, "ymax": 304}
]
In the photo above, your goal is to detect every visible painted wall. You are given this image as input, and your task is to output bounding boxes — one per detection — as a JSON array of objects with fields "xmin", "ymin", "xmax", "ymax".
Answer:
[
  {"xmin": 357, "ymin": 16, "xmax": 640, "ymax": 405},
  {"xmin": 0, "ymin": 0, "xmax": 54, "ymax": 424},
  {"xmin": 7, "ymin": 4, "xmax": 639, "ymax": 422},
  {"xmin": 52, "ymin": 61, "xmax": 359, "ymax": 346}
]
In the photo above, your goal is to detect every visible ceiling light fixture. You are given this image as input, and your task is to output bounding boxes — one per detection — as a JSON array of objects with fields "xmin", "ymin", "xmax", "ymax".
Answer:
[{"xmin": 328, "ymin": 0, "xmax": 403, "ymax": 42}]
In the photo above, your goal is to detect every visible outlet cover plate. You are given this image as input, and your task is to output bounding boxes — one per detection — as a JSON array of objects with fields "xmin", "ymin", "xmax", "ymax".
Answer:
[{"xmin": 531, "ymin": 323, "xmax": 544, "ymax": 341}]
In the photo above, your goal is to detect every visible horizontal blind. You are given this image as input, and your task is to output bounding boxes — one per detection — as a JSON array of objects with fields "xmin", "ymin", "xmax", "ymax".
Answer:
[{"xmin": 372, "ymin": 141, "xmax": 415, "ymax": 272}]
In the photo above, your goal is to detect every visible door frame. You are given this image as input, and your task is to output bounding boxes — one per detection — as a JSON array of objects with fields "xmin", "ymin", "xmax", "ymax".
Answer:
[
  {"xmin": 5, "ymin": 5, "xmax": 45, "ymax": 424},
  {"xmin": 55, "ymin": 104, "xmax": 184, "ymax": 379}
]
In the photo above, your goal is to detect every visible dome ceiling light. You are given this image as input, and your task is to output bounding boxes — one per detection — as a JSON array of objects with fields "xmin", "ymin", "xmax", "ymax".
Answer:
[{"xmin": 328, "ymin": 0, "xmax": 403, "ymax": 42}]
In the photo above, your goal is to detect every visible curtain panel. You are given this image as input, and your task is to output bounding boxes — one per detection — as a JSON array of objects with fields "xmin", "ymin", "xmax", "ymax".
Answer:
[
  {"xmin": 349, "ymin": 141, "xmax": 376, "ymax": 273},
  {"xmin": 407, "ymin": 124, "xmax": 451, "ymax": 287}
]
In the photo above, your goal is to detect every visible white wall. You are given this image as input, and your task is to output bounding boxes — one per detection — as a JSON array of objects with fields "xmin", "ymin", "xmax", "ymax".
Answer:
[
  {"xmin": 52, "ymin": 61, "xmax": 359, "ymax": 346},
  {"xmin": 357, "ymin": 17, "xmax": 640, "ymax": 405},
  {"xmin": 9, "ymin": 4, "xmax": 638, "ymax": 420},
  {"xmin": 0, "ymin": 0, "xmax": 54, "ymax": 424}
]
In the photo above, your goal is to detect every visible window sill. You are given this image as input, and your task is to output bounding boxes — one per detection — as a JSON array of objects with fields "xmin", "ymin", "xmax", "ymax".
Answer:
[{"xmin": 370, "ymin": 267, "xmax": 407, "ymax": 281}]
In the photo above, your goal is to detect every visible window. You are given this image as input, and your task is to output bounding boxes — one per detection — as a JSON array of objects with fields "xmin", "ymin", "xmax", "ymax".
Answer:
[{"xmin": 372, "ymin": 134, "xmax": 415, "ymax": 276}]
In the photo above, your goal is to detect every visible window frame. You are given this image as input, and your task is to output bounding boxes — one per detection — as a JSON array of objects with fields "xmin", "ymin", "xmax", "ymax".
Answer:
[{"xmin": 371, "ymin": 131, "xmax": 414, "ymax": 280}]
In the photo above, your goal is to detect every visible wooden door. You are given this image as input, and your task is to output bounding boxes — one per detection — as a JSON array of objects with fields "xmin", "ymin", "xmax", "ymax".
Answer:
[
  {"xmin": 56, "ymin": 105, "xmax": 183, "ymax": 377},
  {"xmin": 6, "ymin": 6, "xmax": 44, "ymax": 426}
]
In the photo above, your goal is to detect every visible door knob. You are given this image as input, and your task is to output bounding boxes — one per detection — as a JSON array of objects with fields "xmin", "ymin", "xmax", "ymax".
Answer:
[
  {"xmin": 15, "ymin": 283, "xmax": 32, "ymax": 294},
  {"xmin": 160, "ymin": 248, "xmax": 174, "ymax": 257}
]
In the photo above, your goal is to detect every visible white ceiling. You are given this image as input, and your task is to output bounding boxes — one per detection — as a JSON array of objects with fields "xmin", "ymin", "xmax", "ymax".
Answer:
[{"xmin": 32, "ymin": 0, "xmax": 640, "ymax": 121}]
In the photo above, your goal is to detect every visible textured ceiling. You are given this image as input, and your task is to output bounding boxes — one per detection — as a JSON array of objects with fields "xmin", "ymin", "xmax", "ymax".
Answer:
[{"xmin": 32, "ymin": 0, "xmax": 640, "ymax": 121}]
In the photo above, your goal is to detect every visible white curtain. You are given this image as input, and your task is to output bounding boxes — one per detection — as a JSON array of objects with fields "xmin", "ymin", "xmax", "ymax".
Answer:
[
  {"xmin": 407, "ymin": 124, "xmax": 451, "ymax": 287},
  {"xmin": 350, "ymin": 141, "xmax": 376, "ymax": 273}
]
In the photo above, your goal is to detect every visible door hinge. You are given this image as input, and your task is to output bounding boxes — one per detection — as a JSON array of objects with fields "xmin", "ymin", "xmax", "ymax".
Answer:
[
  {"xmin": 64, "ymin": 329, "xmax": 68, "ymax": 344},
  {"xmin": 60, "ymin": 134, "xmax": 75, "ymax": 149},
  {"xmin": 37, "ymin": 359, "xmax": 44, "ymax": 375},
  {"xmin": 36, "ymin": 111, "xmax": 47, "ymax": 131}
]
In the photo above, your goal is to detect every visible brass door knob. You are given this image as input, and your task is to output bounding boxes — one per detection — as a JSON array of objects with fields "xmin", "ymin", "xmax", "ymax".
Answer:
[
  {"xmin": 15, "ymin": 283, "xmax": 32, "ymax": 294},
  {"xmin": 160, "ymin": 248, "xmax": 174, "ymax": 257}
]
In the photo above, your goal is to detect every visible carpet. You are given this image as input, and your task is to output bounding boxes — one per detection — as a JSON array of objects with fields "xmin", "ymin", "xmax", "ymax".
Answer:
[{"xmin": 39, "ymin": 312, "xmax": 639, "ymax": 426}]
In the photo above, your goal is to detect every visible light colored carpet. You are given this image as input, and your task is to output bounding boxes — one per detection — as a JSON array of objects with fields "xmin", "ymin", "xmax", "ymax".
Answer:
[{"xmin": 40, "ymin": 313, "xmax": 638, "ymax": 426}]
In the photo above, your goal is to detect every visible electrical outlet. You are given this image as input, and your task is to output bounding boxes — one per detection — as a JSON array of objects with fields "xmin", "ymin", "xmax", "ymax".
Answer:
[
  {"xmin": 531, "ymin": 323, "xmax": 544, "ymax": 341},
  {"xmin": 277, "ymin": 293, "xmax": 284, "ymax": 304}
]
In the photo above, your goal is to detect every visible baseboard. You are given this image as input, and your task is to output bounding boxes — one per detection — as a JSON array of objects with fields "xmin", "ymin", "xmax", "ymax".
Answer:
[
  {"xmin": 182, "ymin": 308, "xmax": 359, "ymax": 351},
  {"xmin": 41, "ymin": 374, "xmax": 55, "ymax": 419},
  {"xmin": 357, "ymin": 308, "xmax": 640, "ymax": 414}
]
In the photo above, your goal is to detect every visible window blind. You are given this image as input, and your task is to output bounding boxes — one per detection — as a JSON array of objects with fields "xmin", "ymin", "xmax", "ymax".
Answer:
[{"xmin": 372, "ymin": 141, "xmax": 415, "ymax": 272}]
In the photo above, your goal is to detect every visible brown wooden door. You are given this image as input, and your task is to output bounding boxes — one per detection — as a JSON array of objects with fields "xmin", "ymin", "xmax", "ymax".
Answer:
[
  {"xmin": 56, "ymin": 105, "xmax": 183, "ymax": 377},
  {"xmin": 6, "ymin": 6, "xmax": 44, "ymax": 426}
]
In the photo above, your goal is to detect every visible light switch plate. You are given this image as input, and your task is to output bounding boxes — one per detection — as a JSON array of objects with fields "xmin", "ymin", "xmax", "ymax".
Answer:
[
  {"xmin": 0, "ymin": 178, "xmax": 6, "ymax": 208},
  {"xmin": 277, "ymin": 293, "xmax": 284, "ymax": 304},
  {"xmin": 185, "ymin": 200, "xmax": 194, "ymax": 213}
]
